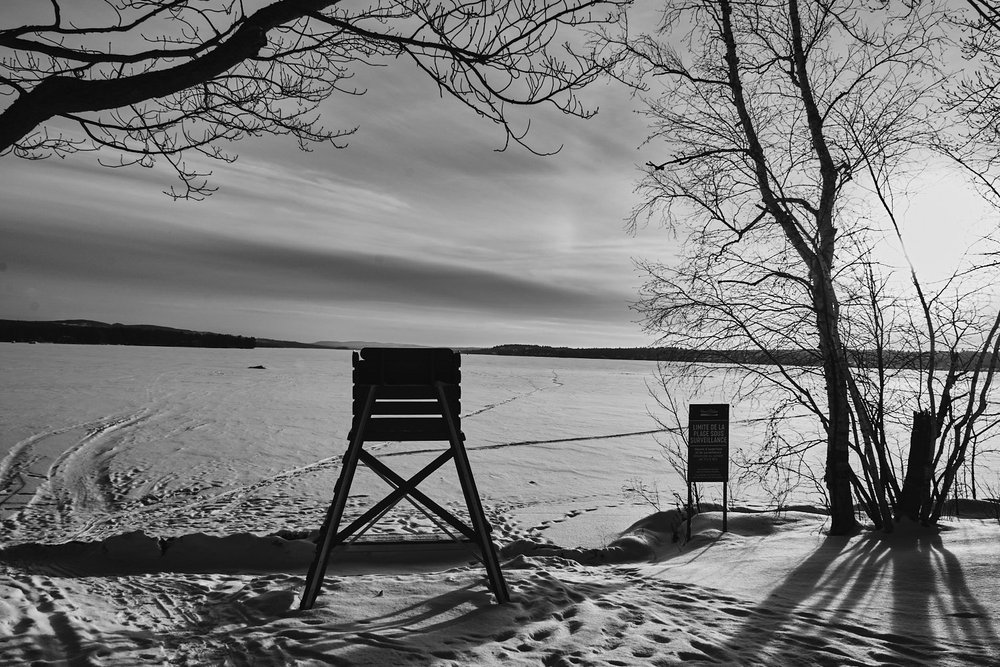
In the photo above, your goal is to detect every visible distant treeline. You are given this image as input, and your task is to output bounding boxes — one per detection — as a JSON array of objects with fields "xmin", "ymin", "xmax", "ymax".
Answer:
[
  {"xmin": 0, "ymin": 319, "xmax": 255, "ymax": 349},
  {"xmin": 5, "ymin": 321, "xmax": 994, "ymax": 368},
  {"xmin": 472, "ymin": 344, "xmax": 826, "ymax": 364},
  {"xmin": 473, "ymin": 344, "xmax": 993, "ymax": 370}
]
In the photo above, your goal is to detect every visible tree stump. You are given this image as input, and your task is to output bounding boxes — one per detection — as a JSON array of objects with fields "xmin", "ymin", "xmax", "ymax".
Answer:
[{"xmin": 897, "ymin": 410, "xmax": 934, "ymax": 523}]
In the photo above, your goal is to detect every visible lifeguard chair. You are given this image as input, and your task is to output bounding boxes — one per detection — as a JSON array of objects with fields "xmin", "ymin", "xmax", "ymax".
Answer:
[{"xmin": 299, "ymin": 347, "xmax": 509, "ymax": 609}]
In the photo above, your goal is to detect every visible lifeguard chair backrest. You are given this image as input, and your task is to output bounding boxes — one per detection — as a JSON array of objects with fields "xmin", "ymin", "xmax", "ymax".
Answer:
[{"xmin": 351, "ymin": 348, "xmax": 462, "ymax": 441}]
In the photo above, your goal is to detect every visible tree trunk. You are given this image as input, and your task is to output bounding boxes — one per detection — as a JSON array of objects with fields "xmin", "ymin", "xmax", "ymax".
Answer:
[
  {"xmin": 897, "ymin": 410, "xmax": 934, "ymax": 523},
  {"xmin": 814, "ymin": 279, "xmax": 858, "ymax": 535},
  {"xmin": 824, "ymin": 364, "xmax": 857, "ymax": 534},
  {"xmin": 717, "ymin": 0, "xmax": 855, "ymax": 534}
]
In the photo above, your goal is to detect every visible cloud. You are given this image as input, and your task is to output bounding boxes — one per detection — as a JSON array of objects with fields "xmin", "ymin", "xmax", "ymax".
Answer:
[
  {"xmin": 0, "ymin": 44, "xmax": 669, "ymax": 346},
  {"xmin": 1, "ymin": 214, "xmax": 630, "ymax": 320}
]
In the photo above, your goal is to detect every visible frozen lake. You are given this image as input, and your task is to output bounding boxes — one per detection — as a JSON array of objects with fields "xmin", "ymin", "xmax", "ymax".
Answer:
[
  {"xmin": 3, "ymin": 344, "xmax": 994, "ymax": 550},
  {"xmin": 1, "ymin": 345, "xmax": 696, "ymax": 547}
]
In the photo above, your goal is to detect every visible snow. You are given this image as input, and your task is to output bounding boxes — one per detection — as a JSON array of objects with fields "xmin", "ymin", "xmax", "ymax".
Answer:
[{"xmin": 1, "ymin": 345, "xmax": 998, "ymax": 665}]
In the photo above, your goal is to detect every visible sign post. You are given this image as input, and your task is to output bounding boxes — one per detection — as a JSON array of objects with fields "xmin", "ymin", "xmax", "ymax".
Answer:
[{"xmin": 687, "ymin": 404, "xmax": 730, "ymax": 540}]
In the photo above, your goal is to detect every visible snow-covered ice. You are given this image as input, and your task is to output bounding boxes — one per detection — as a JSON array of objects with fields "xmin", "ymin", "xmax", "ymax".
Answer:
[{"xmin": 1, "ymin": 344, "xmax": 997, "ymax": 665}]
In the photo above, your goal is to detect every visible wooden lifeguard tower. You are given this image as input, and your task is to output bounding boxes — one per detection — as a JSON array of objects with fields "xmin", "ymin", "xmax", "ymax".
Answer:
[{"xmin": 299, "ymin": 347, "xmax": 509, "ymax": 610}]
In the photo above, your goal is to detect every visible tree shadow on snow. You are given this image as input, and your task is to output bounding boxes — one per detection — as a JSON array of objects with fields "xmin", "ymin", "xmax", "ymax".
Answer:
[
  {"xmin": 719, "ymin": 526, "xmax": 999, "ymax": 665},
  {"xmin": 892, "ymin": 529, "xmax": 999, "ymax": 663}
]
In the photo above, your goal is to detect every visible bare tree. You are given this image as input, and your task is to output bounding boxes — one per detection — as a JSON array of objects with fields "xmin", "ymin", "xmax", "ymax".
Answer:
[
  {"xmin": 836, "ymin": 244, "xmax": 1000, "ymax": 528},
  {"xmin": 614, "ymin": 0, "xmax": 1000, "ymax": 532},
  {"xmin": 608, "ymin": 0, "xmax": 954, "ymax": 534},
  {"xmin": 938, "ymin": 0, "xmax": 1000, "ymax": 198},
  {"xmin": 0, "ymin": 0, "xmax": 628, "ymax": 198}
]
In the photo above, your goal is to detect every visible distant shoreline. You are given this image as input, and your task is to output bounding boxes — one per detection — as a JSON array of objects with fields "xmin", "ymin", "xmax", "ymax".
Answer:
[
  {"xmin": 0, "ymin": 319, "xmax": 732, "ymax": 363},
  {"xmin": 2, "ymin": 319, "xmax": 978, "ymax": 368}
]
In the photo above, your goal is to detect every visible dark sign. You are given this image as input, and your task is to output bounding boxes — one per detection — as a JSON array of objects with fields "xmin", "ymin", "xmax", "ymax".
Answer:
[{"xmin": 688, "ymin": 404, "xmax": 729, "ymax": 483}]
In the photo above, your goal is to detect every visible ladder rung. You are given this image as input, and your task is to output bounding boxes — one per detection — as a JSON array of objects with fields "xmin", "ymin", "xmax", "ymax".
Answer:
[
  {"xmin": 353, "ymin": 429, "xmax": 462, "ymax": 442},
  {"xmin": 355, "ymin": 385, "xmax": 459, "ymax": 400},
  {"xmin": 367, "ymin": 401, "xmax": 448, "ymax": 415}
]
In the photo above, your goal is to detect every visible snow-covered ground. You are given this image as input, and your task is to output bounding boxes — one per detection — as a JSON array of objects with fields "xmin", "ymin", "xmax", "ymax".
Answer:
[
  {"xmin": 1, "ymin": 345, "xmax": 997, "ymax": 665},
  {"xmin": 1, "ymin": 345, "xmax": 691, "ymax": 546}
]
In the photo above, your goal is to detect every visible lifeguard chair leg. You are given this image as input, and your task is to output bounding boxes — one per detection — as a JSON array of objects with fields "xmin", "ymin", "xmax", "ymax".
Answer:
[
  {"xmin": 300, "ymin": 386, "xmax": 377, "ymax": 610},
  {"xmin": 436, "ymin": 383, "xmax": 510, "ymax": 603}
]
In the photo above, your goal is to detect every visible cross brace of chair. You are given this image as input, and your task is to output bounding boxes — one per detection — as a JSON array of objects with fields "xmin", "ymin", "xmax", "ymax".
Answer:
[{"xmin": 299, "ymin": 382, "xmax": 510, "ymax": 610}]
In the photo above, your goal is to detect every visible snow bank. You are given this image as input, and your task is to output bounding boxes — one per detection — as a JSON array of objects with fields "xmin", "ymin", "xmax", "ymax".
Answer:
[
  {"xmin": 0, "ymin": 530, "xmax": 315, "ymax": 574},
  {"xmin": 1, "ymin": 509, "xmax": 998, "ymax": 665}
]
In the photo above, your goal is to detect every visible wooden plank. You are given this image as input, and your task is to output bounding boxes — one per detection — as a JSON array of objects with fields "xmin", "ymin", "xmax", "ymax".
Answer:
[
  {"xmin": 357, "ymin": 427, "xmax": 460, "ymax": 442},
  {"xmin": 353, "ymin": 348, "xmax": 461, "ymax": 386},
  {"xmin": 354, "ymin": 385, "xmax": 459, "ymax": 400},
  {"xmin": 357, "ymin": 397, "xmax": 460, "ymax": 413},
  {"xmin": 368, "ymin": 417, "xmax": 446, "ymax": 430},
  {"xmin": 350, "ymin": 430, "xmax": 463, "ymax": 442},
  {"xmin": 353, "ymin": 387, "xmax": 460, "ymax": 423},
  {"xmin": 358, "ymin": 347, "xmax": 461, "ymax": 368},
  {"xmin": 367, "ymin": 401, "xmax": 451, "ymax": 415},
  {"xmin": 351, "ymin": 414, "xmax": 465, "ymax": 440}
]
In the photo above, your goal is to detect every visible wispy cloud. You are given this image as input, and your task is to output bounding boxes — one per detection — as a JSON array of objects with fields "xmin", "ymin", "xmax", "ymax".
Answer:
[{"xmin": 0, "ymin": 58, "xmax": 667, "ymax": 346}]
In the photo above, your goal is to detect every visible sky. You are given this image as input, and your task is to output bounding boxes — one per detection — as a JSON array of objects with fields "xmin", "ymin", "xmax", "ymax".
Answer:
[
  {"xmin": 0, "ymin": 7, "xmax": 681, "ymax": 348},
  {"xmin": 1, "ymin": 2, "xmax": 996, "ymax": 348}
]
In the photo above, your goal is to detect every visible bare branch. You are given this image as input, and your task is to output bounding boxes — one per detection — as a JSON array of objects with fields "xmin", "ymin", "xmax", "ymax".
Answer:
[{"xmin": 1, "ymin": 0, "xmax": 630, "ymax": 196}]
